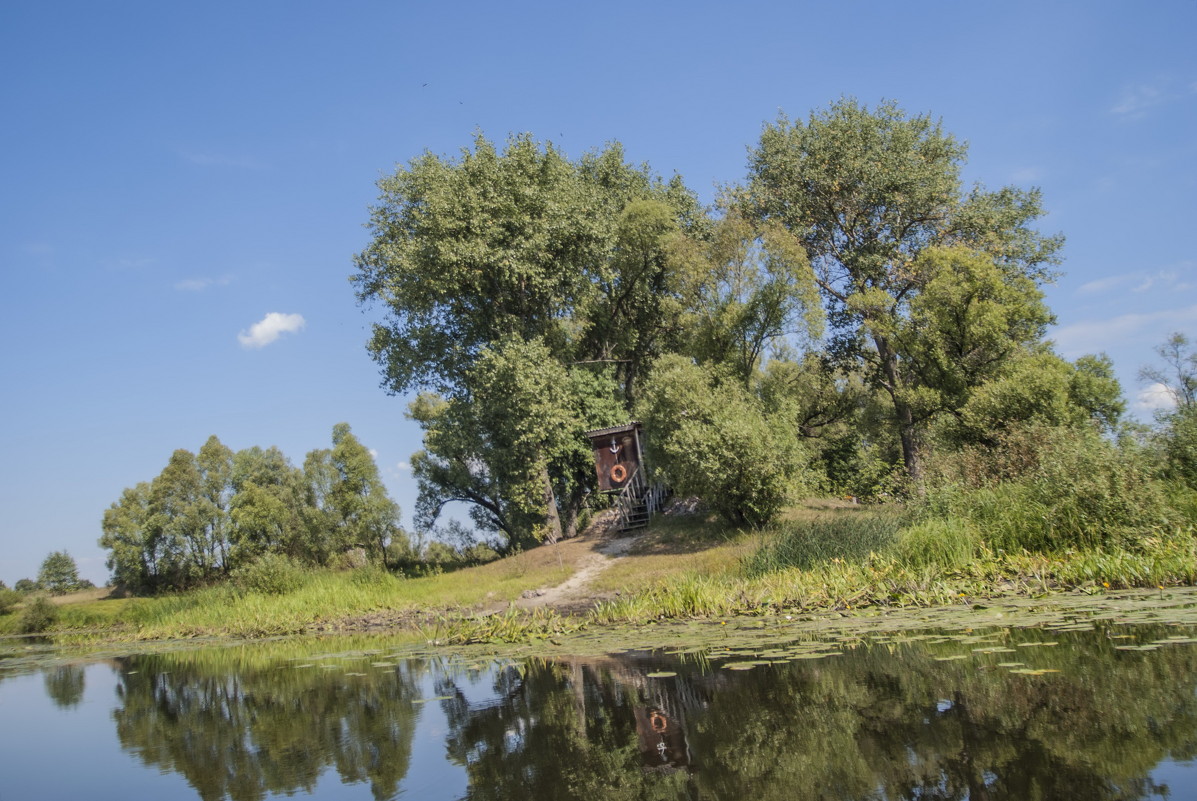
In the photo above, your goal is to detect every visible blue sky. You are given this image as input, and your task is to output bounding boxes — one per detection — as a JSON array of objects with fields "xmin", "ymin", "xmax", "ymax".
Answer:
[{"xmin": 2, "ymin": 1, "xmax": 1194, "ymax": 586}]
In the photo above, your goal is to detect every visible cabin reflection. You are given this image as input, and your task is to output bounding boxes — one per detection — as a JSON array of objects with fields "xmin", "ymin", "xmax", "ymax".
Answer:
[{"xmin": 634, "ymin": 705, "xmax": 691, "ymax": 771}]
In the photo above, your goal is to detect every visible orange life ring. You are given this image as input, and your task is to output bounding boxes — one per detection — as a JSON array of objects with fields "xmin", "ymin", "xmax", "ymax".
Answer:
[{"xmin": 610, "ymin": 463, "xmax": 629, "ymax": 483}]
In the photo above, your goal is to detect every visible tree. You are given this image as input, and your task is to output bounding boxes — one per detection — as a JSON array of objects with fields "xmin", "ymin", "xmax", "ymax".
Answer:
[
  {"xmin": 1140, "ymin": 332, "xmax": 1196, "ymax": 410},
  {"xmin": 1141, "ymin": 333, "xmax": 1197, "ymax": 487},
  {"xmin": 354, "ymin": 133, "xmax": 697, "ymax": 543},
  {"xmin": 37, "ymin": 550, "xmax": 80, "ymax": 595},
  {"xmin": 746, "ymin": 98, "xmax": 1063, "ymax": 482},
  {"xmin": 100, "ymin": 481, "xmax": 156, "ymax": 592},
  {"xmin": 327, "ymin": 422, "xmax": 402, "ymax": 564},
  {"xmin": 668, "ymin": 208, "xmax": 822, "ymax": 385},
  {"xmin": 408, "ymin": 338, "xmax": 623, "ymax": 549},
  {"xmin": 229, "ymin": 446, "xmax": 307, "ymax": 566},
  {"xmin": 945, "ymin": 351, "xmax": 1124, "ymax": 449}
]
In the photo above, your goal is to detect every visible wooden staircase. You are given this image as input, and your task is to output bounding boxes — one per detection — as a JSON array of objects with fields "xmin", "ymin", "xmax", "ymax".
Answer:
[{"xmin": 615, "ymin": 469, "xmax": 667, "ymax": 532}]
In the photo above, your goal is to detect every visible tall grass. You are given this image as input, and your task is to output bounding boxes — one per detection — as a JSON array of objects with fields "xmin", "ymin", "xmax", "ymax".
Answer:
[
  {"xmin": 3, "ymin": 553, "xmax": 574, "ymax": 640},
  {"xmin": 742, "ymin": 512, "xmax": 903, "ymax": 576}
]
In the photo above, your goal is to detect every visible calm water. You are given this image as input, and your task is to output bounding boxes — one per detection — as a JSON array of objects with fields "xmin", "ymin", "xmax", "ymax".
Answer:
[{"xmin": 5, "ymin": 598, "xmax": 1197, "ymax": 800}]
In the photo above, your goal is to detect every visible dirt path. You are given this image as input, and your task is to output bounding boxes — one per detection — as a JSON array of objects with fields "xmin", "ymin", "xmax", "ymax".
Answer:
[{"xmin": 512, "ymin": 510, "xmax": 641, "ymax": 613}]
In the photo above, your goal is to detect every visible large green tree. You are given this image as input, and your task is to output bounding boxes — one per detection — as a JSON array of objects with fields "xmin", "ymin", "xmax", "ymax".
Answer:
[
  {"xmin": 746, "ymin": 99, "xmax": 1063, "ymax": 482},
  {"xmin": 354, "ymin": 133, "xmax": 697, "ymax": 544},
  {"xmin": 327, "ymin": 422, "xmax": 402, "ymax": 564},
  {"xmin": 37, "ymin": 550, "xmax": 80, "ymax": 595}
]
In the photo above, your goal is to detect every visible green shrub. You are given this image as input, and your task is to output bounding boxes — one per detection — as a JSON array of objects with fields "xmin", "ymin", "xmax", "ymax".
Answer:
[
  {"xmin": 889, "ymin": 518, "xmax": 980, "ymax": 569},
  {"xmin": 637, "ymin": 356, "xmax": 813, "ymax": 528},
  {"xmin": 349, "ymin": 564, "xmax": 398, "ymax": 588},
  {"xmin": 743, "ymin": 513, "xmax": 903, "ymax": 576},
  {"xmin": 0, "ymin": 587, "xmax": 21, "ymax": 615},
  {"xmin": 922, "ymin": 424, "xmax": 1172, "ymax": 553},
  {"xmin": 1163, "ymin": 482, "xmax": 1197, "ymax": 525},
  {"xmin": 17, "ymin": 596, "xmax": 58, "ymax": 633},
  {"xmin": 229, "ymin": 553, "xmax": 305, "ymax": 595}
]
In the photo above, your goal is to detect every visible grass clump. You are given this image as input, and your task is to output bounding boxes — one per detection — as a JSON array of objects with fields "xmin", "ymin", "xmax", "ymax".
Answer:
[
  {"xmin": 17, "ymin": 595, "xmax": 59, "ymax": 634},
  {"xmin": 428, "ymin": 606, "xmax": 587, "ymax": 645},
  {"xmin": 229, "ymin": 553, "xmax": 308, "ymax": 596},
  {"xmin": 0, "ymin": 586, "xmax": 20, "ymax": 616},
  {"xmin": 742, "ymin": 512, "xmax": 903, "ymax": 576},
  {"xmin": 889, "ymin": 518, "xmax": 980, "ymax": 570}
]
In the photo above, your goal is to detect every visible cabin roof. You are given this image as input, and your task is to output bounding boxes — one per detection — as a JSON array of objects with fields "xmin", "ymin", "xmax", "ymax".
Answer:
[{"xmin": 583, "ymin": 421, "xmax": 641, "ymax": 439}]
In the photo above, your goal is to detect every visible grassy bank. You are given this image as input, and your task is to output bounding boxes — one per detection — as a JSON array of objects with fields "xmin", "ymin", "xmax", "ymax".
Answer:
[
  {"xmin": 5, "ymin": 499, "xmax": 1197, "ymax": 644},
  {"xmin": 0, "ymin": 540, "xmax": 576, "ymax": 640}
]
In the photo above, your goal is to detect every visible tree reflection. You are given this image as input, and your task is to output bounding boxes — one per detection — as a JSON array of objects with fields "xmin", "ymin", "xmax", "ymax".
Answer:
[
  {"xmin": 43, "ymin": 664, "xmax": 85, "ymax": 708},
  {"xmin": 98, "ymin": 624, "xmax": 1197, "ymax": 801},
  {"xmin": 436, "ymin": 626, "xmax": 1197, "ymax": 800},
  {"xmin": 109, "ymin": 646, "xmax": 423, "ymax": 801}
]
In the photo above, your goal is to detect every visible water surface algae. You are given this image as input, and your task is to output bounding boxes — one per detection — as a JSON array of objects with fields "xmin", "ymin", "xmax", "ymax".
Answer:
[{"xmin": 5, "ymin": 586, "xmax": 1197, "ymax": 677}]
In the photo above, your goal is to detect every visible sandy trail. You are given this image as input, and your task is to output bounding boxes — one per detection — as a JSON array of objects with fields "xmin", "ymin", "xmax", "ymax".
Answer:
[{"xmin": 513, "ymin": 511, "xmax": 641, "ymax": 612}]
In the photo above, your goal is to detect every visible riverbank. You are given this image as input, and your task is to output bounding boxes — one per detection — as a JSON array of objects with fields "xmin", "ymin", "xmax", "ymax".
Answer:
[{"xmin": 4, "ymin": 500, "xmax": 1197, "ymax": 644}]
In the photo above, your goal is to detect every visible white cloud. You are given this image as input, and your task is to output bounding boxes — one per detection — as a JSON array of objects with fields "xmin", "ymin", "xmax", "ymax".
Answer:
[
  {"xmin": 1136, "ymin": 382, "xmax": 1178, "ymax": 413},
  {"xmin": 1077, "ymin": 274, "xmax": 1133, "ymax": 295},
  {"xmin": 1076, "ymin": 264, "xmax": 1195, "ymax": 296},
  {"xmin": 1110, "ymin": 77, "xmax": 1197, "ymax": 118},
  {"xmin": 397, "ymin": 461, "xmax": 411, "ymax": 471},
  {"xmin": 175, "ymin": 275, "xmax": 231, "ymax": 292},
  {"xmin": 1052, "ymin": 304, "xmax": 1197, "ymax": 357},
  {"xmin": 238, "ymin": 312, "xmax": 306, "ymax": 349},
  {"xmin": 1111, "ymin": 83, "xmax": 1166, "ymax": 117}
]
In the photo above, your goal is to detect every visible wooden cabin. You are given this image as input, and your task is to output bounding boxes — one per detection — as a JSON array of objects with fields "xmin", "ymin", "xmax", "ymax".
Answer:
[{"xmin": 584, "ymin": 422, "xmax": 644, "ymax": 493}]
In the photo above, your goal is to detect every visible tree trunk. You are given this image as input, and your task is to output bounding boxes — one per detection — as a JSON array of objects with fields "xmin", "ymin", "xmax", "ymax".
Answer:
[
  {"xmin": 540, "ymin": 464, "xmax": 563, "ymax": 544},
  {"xmin": 874, "ymin": 333, "xmax": 924, "ymax": 486}
]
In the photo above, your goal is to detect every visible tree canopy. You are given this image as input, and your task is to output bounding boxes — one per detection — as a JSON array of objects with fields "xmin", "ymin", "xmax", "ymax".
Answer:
[
  {"xmin": 99, "ymin": 425, "xmax": 401, "ymax": 593},
  {"xmin": 350, "ymin": 104, "xmax": 1133, "ymax": 531}
]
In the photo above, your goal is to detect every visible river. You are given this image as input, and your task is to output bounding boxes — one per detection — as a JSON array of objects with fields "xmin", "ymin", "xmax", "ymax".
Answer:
[{"xmin": 4, "ymin": 589, "xmax": 1197, "ymax": 799}]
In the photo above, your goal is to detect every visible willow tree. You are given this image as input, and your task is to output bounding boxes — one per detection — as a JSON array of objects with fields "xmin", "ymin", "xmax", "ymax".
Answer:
[
  {"xmin": 353, "ymin": 133, "xmax": 695, "ymax": 544},
  {"xmin": 746, "ymin": 99, "xmax": 1063, "ymax": 483}
]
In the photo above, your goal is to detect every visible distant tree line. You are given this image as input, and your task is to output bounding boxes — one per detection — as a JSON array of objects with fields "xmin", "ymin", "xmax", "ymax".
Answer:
[
  {"xmin": 98, "ymin": 423, "xmax": 401, "ymax": 593},
  {"xmin": 354, "ymin": 98, "xmax": 1180, "ymax": 545}
]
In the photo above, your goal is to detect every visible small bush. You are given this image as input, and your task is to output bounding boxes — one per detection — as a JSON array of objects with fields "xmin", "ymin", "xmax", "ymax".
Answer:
[
  {"xmin": 349, "ymin": 564, "xmax": 398, "ymax": 588},
  {"xmin": 17, "ymin": 596, "xmax": 58, "ymax": 634},
  {"xmin": 923, "ymin": 424, "xmax": 1173, "ymax": 553},
  {"xmin": 0, "ymin": 587, "xmax": 21, "ymax": 616},
  {"xmin": 229, "ymin": 553, "xmax": 305, "ymax": 595},
  {"xmin": 890, "ymin": 518, "xmax": 980, "ymax": 569},
  {"xmin": 743, "ymin": 513, "xmax": 903, "ymax": 576}
]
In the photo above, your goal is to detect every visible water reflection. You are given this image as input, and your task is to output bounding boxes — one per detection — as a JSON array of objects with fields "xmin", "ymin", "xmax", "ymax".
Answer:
[
  {"xmin": 6, "ymin": 622, "xmax": 1197, "ymax": 799},
  {"xmin": 110, "ymin": 648, "xmax": 424, "ymax": 800}
]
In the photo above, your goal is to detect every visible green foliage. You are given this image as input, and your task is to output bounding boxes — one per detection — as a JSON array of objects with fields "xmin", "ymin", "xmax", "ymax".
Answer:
[
  {"xmin": 668, "ymin": 208, "xmax": 822, "ymax": 384},
  {"xmin": 354, "ymin": 132, "xmax": 702, "ymax": 548},
  {"xmin": 229, "ymin": 553, "xmax": 306, "ymax": 596},
  {"xmin": 637, "ymin": 355, "xmax": 811, "ymax": 527},
  {"xmin": 743, "ymin": 513, "xmax": 904, "ymax": 575},
  {"xmin": 37, "ymin": 550, "xmax": 80, "ymax": 595},
  {"xmin": 1157, "ymin": 403, "xmax": 1197, "ymax": 488},
  {"xmin": 13, "ymin": 578, "xmax": 37, "ymax": 594},
  {"xmin": 890, "ymin": 518, "xmax": 980, "ymax": 570},
  {"xmin": 923, "ymin": 424, "xmax": 1171, "ymax": 553},
  {"xmin": 945, "ymin": 352, "xmax": 1124, "ymax": 448},
  {"xmin": 0, "ymin": 586, "xmax": 20, "ymax": 615},
  {"xmin": 746, "ymin": 99, "xmax": 1063, "ymax": 481},
  {"xmin": 17, "ymin": 595, "xmax": 58, "ymax": 633},
  {"xmin": 101, "ymin": 427, "xmax": 400, "ymax": 594}
]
